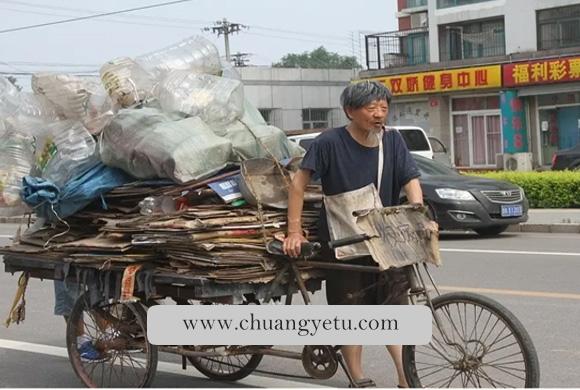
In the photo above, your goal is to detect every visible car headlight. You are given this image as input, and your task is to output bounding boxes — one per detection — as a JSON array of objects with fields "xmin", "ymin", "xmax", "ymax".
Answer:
[{"xmin": 435, "ymin": 188, "xmax": 475, "ymax": 201}]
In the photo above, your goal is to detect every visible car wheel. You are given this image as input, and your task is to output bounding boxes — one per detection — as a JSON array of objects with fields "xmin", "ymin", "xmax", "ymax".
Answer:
[{"xmin": 474, "ymin": 225, "xmax": 508, "ymax": 236}]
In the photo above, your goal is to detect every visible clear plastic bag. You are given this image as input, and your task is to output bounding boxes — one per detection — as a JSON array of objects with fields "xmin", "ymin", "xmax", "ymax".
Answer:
[
  {"xmin": 100, "ymin": 107, "xmax": 233, "ymax": 183},
  {"xmin": 210, "ymin": 98, "xmax": 303, "ymax": 161},
  {"xmin": 100, "ymin": 57, "xmax": 156, "ymax": 108},
  {"xmin": 224, "ymin": 121, "xmax": 304, "ymax": 161},
  {"xmin": 220, "ymin": 60, "xmax": 242, "ymax": 81},
  {"xmin": 0, "ymin": 132, "xmax": 34, "ymax": 210},
  {"xmin": 157, "ymin": 72, "xmax": 244, "ymax": 126},
  {"xmin": 35, "ymin": 120, "xmax": 99, "ymax": 188},
  {"xmin": 135, "ymin": 35, "xmax": 221, "ymax": 80},
  {"xmin": 31, "ymin": 73, "xmax": 114, "ymax": 135}
]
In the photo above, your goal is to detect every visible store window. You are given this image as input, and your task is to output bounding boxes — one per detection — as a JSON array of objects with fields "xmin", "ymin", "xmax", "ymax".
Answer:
[
  {"xmin": 537, "ymin": 4, "xmax": 580, "ymax": 50},
  {"xmin": 537, "ymin": 93, "xmax": 580, "ymax": 165},
  {"xmin": 452, "ymin": 96, "xmax": 501, "ymax": 167},
  {"xmin": 302, "ymin": 108, "xmax": 330, "ymax": 129}
]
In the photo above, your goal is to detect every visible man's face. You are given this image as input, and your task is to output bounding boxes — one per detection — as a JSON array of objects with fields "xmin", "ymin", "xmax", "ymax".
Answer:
[{"xmin": 346, "ymin": 99, "xmax": 389, "ymax": 132}]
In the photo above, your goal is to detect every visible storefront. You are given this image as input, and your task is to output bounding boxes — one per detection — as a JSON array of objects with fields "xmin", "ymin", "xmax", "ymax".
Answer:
[
  {"xmin": 373, "ymin": 65, "xmax": 502, "ymax": 168},
  {"xmin": 503, "ymin": 56, "xmax": 580, "ymax": 167}
]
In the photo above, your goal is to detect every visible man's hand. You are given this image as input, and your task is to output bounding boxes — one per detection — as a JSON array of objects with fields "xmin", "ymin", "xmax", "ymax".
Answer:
[
  {"xmin": 283, "ymin": 232, "xmax": 308, "ymax": 258},
  {"xmin": 424, "ymin": 220, "xmax": 439, "ymax": 238}
]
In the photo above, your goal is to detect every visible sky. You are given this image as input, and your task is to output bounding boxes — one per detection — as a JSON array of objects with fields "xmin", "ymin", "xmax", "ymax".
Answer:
[{"xmin": 0, "ymin": 0, "xmax": 397, "ymax": 86}]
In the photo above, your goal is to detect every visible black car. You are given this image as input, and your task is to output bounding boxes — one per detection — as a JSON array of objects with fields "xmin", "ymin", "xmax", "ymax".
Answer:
[
  {"xmin": 552, "ymin": 144, "xmax": 580, "ymax": 170},
  {"xmin": 411, "ymin": 155, "xmax": 529, "ymax": 236}
]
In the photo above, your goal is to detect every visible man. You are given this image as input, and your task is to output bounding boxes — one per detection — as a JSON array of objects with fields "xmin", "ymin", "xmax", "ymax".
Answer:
[{"xmin": 283, "ymin": 81, "xmax": 423, "ymax": 388}]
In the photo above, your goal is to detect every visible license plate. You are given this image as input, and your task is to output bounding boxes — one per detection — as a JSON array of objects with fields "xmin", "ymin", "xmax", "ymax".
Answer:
[{"xmin": 501, "ymin": 204, "xmax": 523, "ymax": 217}]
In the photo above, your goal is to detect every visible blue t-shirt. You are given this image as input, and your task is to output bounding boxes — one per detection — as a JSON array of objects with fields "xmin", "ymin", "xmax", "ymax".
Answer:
[{"xmin": 300, "ymin": 126, "xmax": 420, "ymax": 241}]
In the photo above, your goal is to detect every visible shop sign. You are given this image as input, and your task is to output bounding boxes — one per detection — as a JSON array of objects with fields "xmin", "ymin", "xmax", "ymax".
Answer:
[
  {"xmin": 369, "ymin": 65, "xmax": 501, "ymax": 96},
  {"xmin": 500, "ymin": 90, "xmax": 529, "ymax": 154},
  {"xmin": 503, "ymin": 56, "xmax": 580, "ymax": 87}
]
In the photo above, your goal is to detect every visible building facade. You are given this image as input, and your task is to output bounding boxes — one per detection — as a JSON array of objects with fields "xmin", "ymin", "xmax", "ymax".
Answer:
[
  {"xmin": 361, "ymin": 0, "xmax": 580, "ymax": 170},
  {"xmin": 239, "ymin": 67, "xmax": 357, "ymax": 131}
]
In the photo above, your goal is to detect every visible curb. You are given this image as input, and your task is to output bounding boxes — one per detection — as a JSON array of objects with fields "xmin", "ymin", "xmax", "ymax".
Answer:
[{"xmin": 507, "ymin": 223, "xmax": 580, "ymax": 234}]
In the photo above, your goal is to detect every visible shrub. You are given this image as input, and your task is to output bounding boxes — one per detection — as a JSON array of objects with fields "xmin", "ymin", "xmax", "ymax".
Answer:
[{"xmin": 464, "ymin": 171, "xmax": 580, "ymax": 208}]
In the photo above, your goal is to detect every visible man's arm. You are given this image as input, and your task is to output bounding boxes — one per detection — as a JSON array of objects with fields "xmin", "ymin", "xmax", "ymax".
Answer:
[
  {"xmin": 283, "ymin": 169, "xmax": 312, "ymax": 257},
  {"xmin": 403, "ymin": 178, "xmax": 423, "ymax": 205}
]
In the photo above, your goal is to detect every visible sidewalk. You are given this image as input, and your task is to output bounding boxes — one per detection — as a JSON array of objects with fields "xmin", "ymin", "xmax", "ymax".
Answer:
[
  {"xmin": 507, "ymin": 209, "xmax": 580, "ymax": 233},
  {"xmin": 1, "ymin": 209, "xmax": 580, "ymax": 233}
]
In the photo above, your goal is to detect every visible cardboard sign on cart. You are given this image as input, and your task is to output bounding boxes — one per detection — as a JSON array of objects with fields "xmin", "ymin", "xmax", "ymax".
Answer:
[{"xmin": 355, "ymin": 205, "xmax": 442, "ymax": 271}]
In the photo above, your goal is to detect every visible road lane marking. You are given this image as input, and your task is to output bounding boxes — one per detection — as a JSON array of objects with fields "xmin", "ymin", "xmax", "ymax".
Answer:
[
  {"xmin": 0, "ymin": 235, "xmax": 15, "ymax": 239},
  {"xmin": 439, "ymin": 286, "xmax": 580, "ymax": 300},
  {"xmin": 0, "ymin": 338, "xmax": 328, "ymax": 388},
  {"xmin": 441, "ymin": 248, "xmax": 580, "ymax": 257}
]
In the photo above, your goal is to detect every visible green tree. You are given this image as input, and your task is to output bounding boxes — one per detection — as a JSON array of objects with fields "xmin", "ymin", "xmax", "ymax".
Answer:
[{"xmin": 273, "ymin": 46, "xmax": 360, "ymax": 69}]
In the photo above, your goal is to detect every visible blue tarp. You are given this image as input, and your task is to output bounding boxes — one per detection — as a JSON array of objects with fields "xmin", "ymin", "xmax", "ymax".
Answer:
[{"xmin": 21, "ymin": 162, "xmax": 133, "ymax": 222}]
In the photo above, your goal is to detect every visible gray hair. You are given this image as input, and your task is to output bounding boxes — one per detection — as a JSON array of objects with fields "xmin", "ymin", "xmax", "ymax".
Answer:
[{"xmin": 340, "ymin": 81, "xmax": 392, "ymax": 118}]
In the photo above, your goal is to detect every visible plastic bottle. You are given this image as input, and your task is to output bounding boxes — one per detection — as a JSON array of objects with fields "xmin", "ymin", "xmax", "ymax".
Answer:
[
  {"xmin": 157, "ymin": 72, "xmax": 244, "ymax": 126},
  {"xmin": 135, "ymin": 35, "xmax": 222, "ymax": 81},
  {"xmin": 36, "ymin": 121, "xmax": 98, "ymax": 188},
  {"xmin": 0, "ymin": 132, "xmax": 34, "ymax": 209},
  {"xmin": 31, "ymin": 73, "xmax": 113, "ymax": 135},
  {"xmin": 138, "ymin": 196, "xmax": 176, "ymax": 216},
  {"xmin": 0, "ymin": 77, "xmax": 22, "ymax": 117},
  {"xmin": 100, "ymin": 57, "xmax": 156, "ymax": 108},
  {"xmin": 18, "ymin": 92, "xmax": 61, "ymax": 120}
]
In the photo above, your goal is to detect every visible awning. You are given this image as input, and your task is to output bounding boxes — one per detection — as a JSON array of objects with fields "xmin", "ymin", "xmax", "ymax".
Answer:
[{"xmin": 516, "ymin": 82, "xmax": 580, "ymax": 97}]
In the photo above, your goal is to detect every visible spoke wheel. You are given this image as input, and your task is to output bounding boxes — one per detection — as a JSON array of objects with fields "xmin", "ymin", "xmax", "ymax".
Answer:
[
  {"xmin": 186, "ymin": 299, "xmax": 263, "ymax": 381},
  {"xmin": 67, "ymin": 294, "xmax": 158, "ymax": 388},
  {"xmin": 187, "ymin": 347, "xmax": 263, "ymax": 381},
  {"xmin": 403, "ymin": 292, "xmax": 540, "ymax": 388}
]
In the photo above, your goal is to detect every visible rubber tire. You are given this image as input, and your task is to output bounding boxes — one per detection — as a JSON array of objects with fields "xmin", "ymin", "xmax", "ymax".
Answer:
[
  {"xmin": 66, "ymin": 294, "xmax": 158, "ymax": 388},
  {"xmin": 402, "ymin": 292, "xmax": 540, "ymax": 388},
  {"xmin": 474, "ymin": 225, "xmax": 508, "ymax": 236},
  {"xmin": 188, "ymin": 352, "xmax": 263, "ymax": 381}
]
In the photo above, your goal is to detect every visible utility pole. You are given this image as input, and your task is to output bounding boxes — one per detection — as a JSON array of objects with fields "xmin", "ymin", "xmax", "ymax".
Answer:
[
  {"xmin": 203, "ymin": 18, "xmax": 248, "ymax": 62},
  {"xmin": 231, "ymin": 52, "xmax": 251, "ymax": 67}
]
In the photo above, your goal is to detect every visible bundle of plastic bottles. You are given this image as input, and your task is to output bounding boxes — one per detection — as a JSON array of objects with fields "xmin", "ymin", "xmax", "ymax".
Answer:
[{"xmin": 0, "ymin": 34, "xmax": 304, "ymax": 218}]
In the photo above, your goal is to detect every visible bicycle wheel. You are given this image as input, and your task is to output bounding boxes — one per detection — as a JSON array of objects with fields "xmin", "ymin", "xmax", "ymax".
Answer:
[
  {"xmin": 187, "ymin": 347, "xmax": 263, "ymax": 381},
  {"xmin": 66, "ymin": 294, "xmax": 158, "ymax": 388},
  {"xmin": 403, "ymin": 292, "xmax": 540, "ymax": 388}
]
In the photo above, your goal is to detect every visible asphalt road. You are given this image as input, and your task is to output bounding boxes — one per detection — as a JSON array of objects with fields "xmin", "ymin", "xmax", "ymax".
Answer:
[{"xmin": 1, "ymin": 224, "xmax": 579, "ymax": 388}]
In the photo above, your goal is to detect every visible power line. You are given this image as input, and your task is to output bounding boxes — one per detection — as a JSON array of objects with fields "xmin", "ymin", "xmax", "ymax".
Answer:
[
  {"xmin": 1, "ymin": 0, "xmax": 212, "ymax": 25},
  {"xmin": 1, "ymin": 61, "xmax": 100, "ymax": 68},
  {"xmin": 0, "ymin": 0, "xmax": 195, "ymax": 34},
  {"xmin": 0, "ymin": 71, "xmax": 98, "ymax": 76},
  {"xmin": 0, "ymin": 6, "xmax": 205, "ymax": 31},
  {"xmin": 1, "ymin": 0, "xmax": 350, "ymax": 44},
  {"xmin": 245, "ymin": 31, "xmax": 352, "ymax": 50}
]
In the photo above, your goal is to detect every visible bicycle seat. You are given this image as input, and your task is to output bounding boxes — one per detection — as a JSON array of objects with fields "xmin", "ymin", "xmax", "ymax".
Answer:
[{"xmin": 266, "ymin": 240, "xmax": 321, "ymax": 259}]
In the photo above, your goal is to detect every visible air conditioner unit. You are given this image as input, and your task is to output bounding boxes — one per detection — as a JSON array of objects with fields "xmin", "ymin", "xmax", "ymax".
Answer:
[{"xmin": 502, "ymin": 153, "xmax": 533, "ymax": 172}]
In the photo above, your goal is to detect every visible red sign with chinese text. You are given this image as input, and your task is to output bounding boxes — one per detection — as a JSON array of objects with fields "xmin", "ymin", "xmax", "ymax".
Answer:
[{"xmin": 503, "ymin": 56, "xmax": 580, "ymax": 87}]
